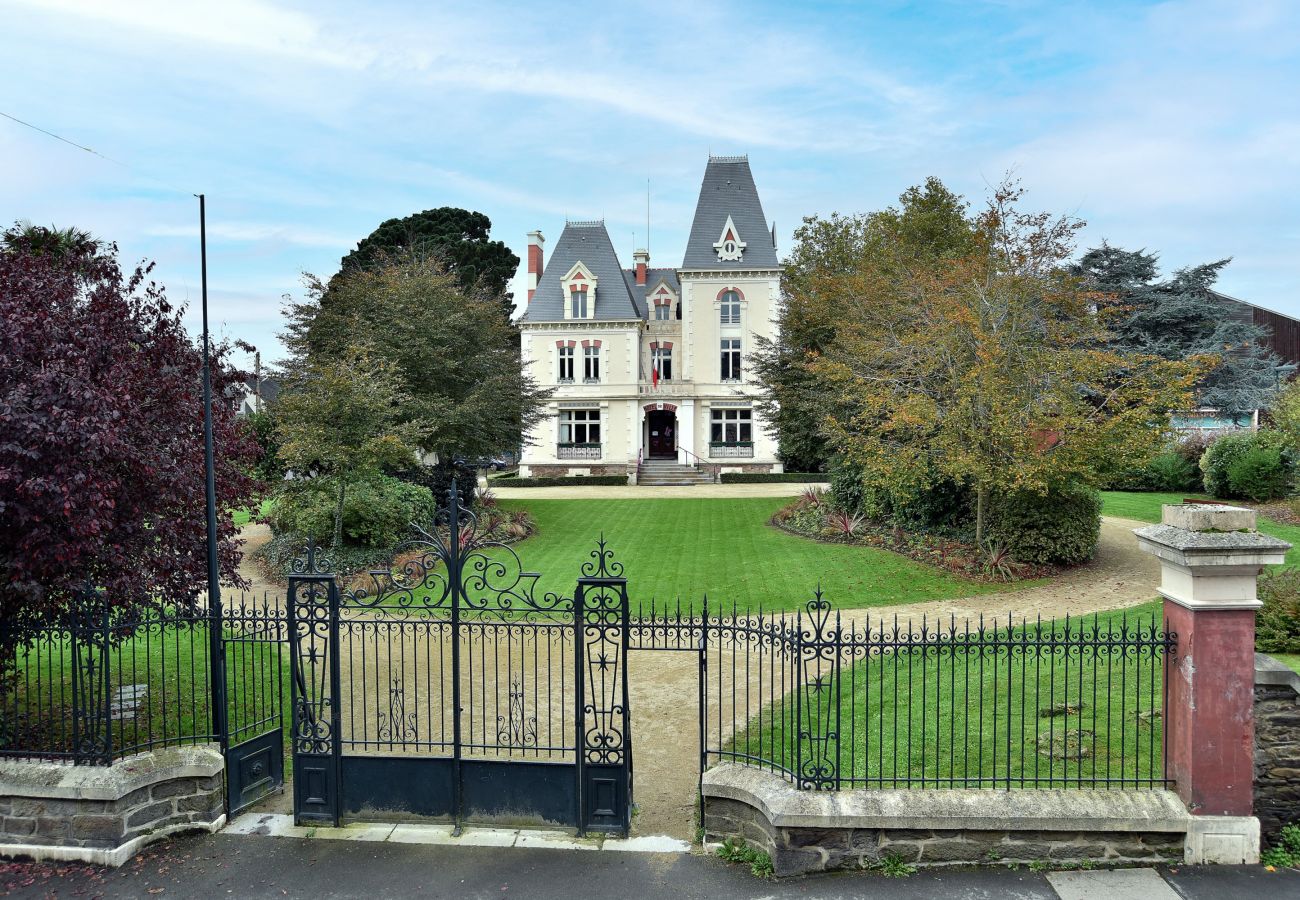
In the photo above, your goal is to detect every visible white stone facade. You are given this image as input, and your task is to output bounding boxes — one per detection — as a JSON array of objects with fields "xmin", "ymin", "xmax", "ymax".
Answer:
[{"xmin": 517, "ymin": 157, "xmax": 783, "ymax": 478}]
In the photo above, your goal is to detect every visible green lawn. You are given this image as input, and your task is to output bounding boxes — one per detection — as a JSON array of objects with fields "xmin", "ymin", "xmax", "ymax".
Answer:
[
  {"xmin": 496, "ymin": 497, "xmax": 1027, "ymax": 613},
  {"xmin": 1274, "ymin": 654, "xmax": 1300, "ymax": 676},
  {"xmin": 1101, "ymin": 491, "xmax": 1300, "ymax": 567},
  {"xmin": 5, "ymin": 617, "xmax": 287, "ymax": 766},
  {"xmin": 232, "ymin": 497, "xmax": 274, "ymax": 528},
  {"xmin": 732, "ymin": 601, "xmax": 1168, "ymax": 788}
]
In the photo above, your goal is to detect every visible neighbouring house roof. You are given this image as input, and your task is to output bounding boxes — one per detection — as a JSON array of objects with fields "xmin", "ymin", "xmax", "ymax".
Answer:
[
  {"xmin": 521, "ymin": 220, "xmax": 642, "ymax": 322},
  {"xmin": 681, "ymin": 156, "xmax": 779, "ymax": 271}
]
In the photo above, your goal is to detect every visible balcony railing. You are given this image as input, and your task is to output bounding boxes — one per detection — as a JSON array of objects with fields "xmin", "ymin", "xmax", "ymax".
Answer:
[
  {"xmin": 557, "ymin": 442, "xmax": 601, "ymax": 460},
  {"xmin": 709, "ymin": 441, "xmax": 754, "ymax": 458}
]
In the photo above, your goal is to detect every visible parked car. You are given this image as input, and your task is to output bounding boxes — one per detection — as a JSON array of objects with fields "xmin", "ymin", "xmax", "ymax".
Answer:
[{"xmin": 466, "ymin": 455, "xmax": 511, "ymax": 472}]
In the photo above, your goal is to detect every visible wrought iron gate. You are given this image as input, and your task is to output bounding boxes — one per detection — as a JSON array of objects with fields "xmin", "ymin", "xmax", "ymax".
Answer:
[{"xmin": 287, "ymin": 483, "xmax": 631, "ymax": 834}]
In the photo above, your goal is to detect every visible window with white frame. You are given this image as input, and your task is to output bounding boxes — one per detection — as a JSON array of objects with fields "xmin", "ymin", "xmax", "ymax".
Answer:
[
  {"xmin": 654, "ymin": 302, "xmax": 671, "ymax": 321},
  {"xmin": 720, "ymin": 338, "xmax": 741, "ymax": 381},
  {"xmin": 570, "ymin": 288, "xmax": 589, "ymax": 319},
  {"xmin": 559, "ymin": 409, "xmax": 601, "ymax": 444},
  {"xmin": 652, "ymin": 346, "xmax": 672, "ymax": 381},
  {"xmin": 583, "ymin": 345, "xmax": 600, "ymax": 382},
  {"xmin": 711, "ymin": 409, "xmax": 753, "ymax": 443},
  {"xmin": 557, "ymin": 345, "xmax": 575, "ymax": 383},
  {"xmin": 719, "ymin": 290, "xmax": 741, "ymax": 325}
]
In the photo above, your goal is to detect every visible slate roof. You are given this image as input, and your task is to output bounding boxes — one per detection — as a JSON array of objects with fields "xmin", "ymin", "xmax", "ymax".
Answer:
[
  {"xmin": 681, "ymin": 156, "xmax": 779, "ymax": 270},
  {"xmin": 624, "ymin": 267, "xmax": 679, "ymax": 315},
  {"xmin": 521, "ymin": 221, "xmax": 642, "ymax": 322}
]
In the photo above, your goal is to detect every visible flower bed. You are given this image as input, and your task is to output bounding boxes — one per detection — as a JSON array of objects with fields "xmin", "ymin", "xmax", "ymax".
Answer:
[{"xmin": 771, "ymin": 488, "xmax": 1055, "ymax": 582}]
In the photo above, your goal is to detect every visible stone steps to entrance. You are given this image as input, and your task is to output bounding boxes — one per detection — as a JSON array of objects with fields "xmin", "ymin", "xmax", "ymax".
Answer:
[{"xmin": 637, "ymin": 459, "xmax": 715, "ymax": 486}]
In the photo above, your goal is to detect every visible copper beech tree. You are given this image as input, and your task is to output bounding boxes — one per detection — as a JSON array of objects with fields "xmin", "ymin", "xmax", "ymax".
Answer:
[
  {"xmin": 812, "ymin": 183, "xmax": 1206, "ymax": 544},
  {"xmin": 0, "ymin": 226, "xmax": 257, "ymax": 656}
]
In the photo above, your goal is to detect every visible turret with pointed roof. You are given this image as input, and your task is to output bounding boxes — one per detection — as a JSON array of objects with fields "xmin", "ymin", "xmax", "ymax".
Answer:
[{"xmin": 681, "ymin": 155, "xmax": 779, "ymax": 271}]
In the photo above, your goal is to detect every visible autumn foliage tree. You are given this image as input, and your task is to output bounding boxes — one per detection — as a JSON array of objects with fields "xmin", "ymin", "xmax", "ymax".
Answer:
[
  {"xmin": 808, "ymin": 182, "xmax": 1204, "ymax": 543},
  {"xmin": 0, "ymin": 226, "xmax": 257, "ymax": 657}
]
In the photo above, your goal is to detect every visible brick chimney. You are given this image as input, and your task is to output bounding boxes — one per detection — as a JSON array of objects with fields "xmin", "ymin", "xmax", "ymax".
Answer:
[
  {"xmin": 633, "ymin": 248, "xmax": 649, "ymax": 286},
  {"xmin": 526, "ymin": 231, "xmax": 545, "ymax": 304}
]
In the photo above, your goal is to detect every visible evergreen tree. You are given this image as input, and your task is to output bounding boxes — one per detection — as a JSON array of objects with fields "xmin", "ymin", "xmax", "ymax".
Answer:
[{"xmin": 1074, "ymin": 244, "xmax": 1279, "ymax": 424}]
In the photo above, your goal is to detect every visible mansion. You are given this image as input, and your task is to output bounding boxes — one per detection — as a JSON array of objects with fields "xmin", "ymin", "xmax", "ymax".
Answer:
[{"xmin": 518, "ymin": 156, "xmax": 783, "ymax": 481}]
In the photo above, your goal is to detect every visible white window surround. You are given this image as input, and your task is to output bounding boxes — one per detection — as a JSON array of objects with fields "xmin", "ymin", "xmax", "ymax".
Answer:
[
  {"xmin": 717, "ymin": 288, "xmax": 743, "ymax": 326},
  {"xmin": 713, "ymin": 215, "xmax": 747, "ymax": 262},
  {"xmin": 561, "ymin": 261, "xmax": 597, "ymax": 320}
]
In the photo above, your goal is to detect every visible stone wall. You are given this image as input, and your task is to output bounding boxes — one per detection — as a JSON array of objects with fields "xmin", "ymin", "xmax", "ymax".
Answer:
[
  {"xmin": 0, "ymin": 744, "xmax": 225, "ymax": 866},
  {"xmin": 1255, "ymin": 654, "xmax": 1300, "ymax": 842},
  {"xmin": 701, "ymin": 764, "xmax": 1221, "ymax": 876},
  {"xmin": 704, "ymin": 796, "xmax": 1182, "ymax": 873}
]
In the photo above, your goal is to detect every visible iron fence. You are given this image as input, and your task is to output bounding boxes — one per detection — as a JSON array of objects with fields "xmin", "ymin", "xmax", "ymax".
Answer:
[
  {"xmin": 0, "ymin": 596, "xmax": 288, "ymax": 766},
  {"xmin": 628, "ymin": 594, "xmax": 1175, "ymax": 791}
]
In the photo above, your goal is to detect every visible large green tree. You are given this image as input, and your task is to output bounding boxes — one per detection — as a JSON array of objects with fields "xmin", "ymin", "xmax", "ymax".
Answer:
[
  {"xmin": 284, "ymin": 251, "xmax": 551, "ymax": 468},
  {"xmin": 275, "ymin": 346, "xmax": 424, "ymax": 548},
  {"xmin": 751, "ymin": 178, "xmax": 977, "ymax": 471},
  {"xmin": 338, "ymin": 208, "xmax": 519, "ymax": 319},
  {"xmin": 1073, "ymin": 244, "xmax": 1279, "ymax": 423},
  {"xmin": 811, "ymin": 182, "xmax": 1202, "ymax": 543}
]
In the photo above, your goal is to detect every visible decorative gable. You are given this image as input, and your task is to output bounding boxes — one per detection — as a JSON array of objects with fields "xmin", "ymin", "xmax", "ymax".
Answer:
[
  {"xmin": 561, "ymin": 261, "xmax": 597, "ymax": 320},
  {"xmin": 713, "ymin": 215, "xmax": 747, "ymax": 262}
]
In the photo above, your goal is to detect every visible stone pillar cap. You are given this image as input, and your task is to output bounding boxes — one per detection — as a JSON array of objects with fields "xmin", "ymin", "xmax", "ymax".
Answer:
[
  {"xmin": 1161, "ymin": 503, "xmax": 1257, "ymax": 533},
  {"xmin": 1135, "ymin": 523, "xmax": 1291, "ymax": 563}
]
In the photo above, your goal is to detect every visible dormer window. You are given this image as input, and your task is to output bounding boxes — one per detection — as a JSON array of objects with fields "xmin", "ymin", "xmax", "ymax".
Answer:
[
  {"xmin": 561, "ymin": 262, "xmax": 597, "ymax": 320},
  {"xmin": 571, "ymin": 288, "xmax": 589, "ymax": 318},
  {"xmin": 648, "ymin": 279, "xmax": 678, "ymax": 323},
  {"xmin": 654, "ymin": 303, "xmax": 672, "ymax": 321},
  {"xmin": 713, "ymin": 215, "xmax": 747, "ymax": 262}
]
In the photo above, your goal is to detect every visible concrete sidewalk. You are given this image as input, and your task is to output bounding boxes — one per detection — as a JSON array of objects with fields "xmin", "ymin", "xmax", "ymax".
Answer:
[{"xmin": 4, "ymin": 831, "xmax": 1298, "ymax": 899}]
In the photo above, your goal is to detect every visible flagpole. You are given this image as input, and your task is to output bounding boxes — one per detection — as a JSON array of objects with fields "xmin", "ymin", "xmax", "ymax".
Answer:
[{"xmin": 198, "ymin": 194, "xmax": 229, "ymax": 766}]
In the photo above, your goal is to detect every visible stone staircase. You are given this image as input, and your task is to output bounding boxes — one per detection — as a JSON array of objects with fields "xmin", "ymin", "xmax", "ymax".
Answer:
[{"xmin": 637, "ymin": 458, "xmax": 715, "ymax": 486}]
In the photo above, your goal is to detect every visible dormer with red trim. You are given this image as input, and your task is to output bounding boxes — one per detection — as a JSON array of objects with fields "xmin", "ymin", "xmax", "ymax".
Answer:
[
  {"xmin": 561, "ymin": 261, "xmax": 597, "ymax": 320},
  {"xmin": 713, "ymin": 214, "xmax": 747, "ymax": 262}
]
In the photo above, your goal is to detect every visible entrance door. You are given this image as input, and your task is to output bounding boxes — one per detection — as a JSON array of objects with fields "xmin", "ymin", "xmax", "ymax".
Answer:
[{"xmin": 647, "ymin": 411, "xmax": 677, "ymax": 459}]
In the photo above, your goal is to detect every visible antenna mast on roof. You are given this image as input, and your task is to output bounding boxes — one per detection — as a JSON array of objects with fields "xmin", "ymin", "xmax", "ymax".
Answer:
[{"xmin": 646, "ymin": 178, "xmax": 651, "ymax": 256}]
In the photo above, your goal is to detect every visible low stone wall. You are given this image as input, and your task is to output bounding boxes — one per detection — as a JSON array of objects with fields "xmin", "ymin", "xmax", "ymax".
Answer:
[
  {"xmin": 1255, "ymin": 653, "xmax": 1300, "ymax": 842},
  {"xmin": 702, "ymin": 764, "xmax": 1256, "ymax": 876},
  {"xmin": 0, "ymin": 744, "xmax": 226, "ymax": 866}
]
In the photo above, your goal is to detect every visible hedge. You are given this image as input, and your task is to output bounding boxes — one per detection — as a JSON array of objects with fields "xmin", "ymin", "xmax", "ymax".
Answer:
[
  {"xmin": 499, "ymin": 475, "xmax": 628, "ymax": 487},
  {"xmin": 718, "ymin": 472, "xmax": 828, "ymax": 484},
  {"xmin": 987, "ymin": 483, "xmax": 1103, "ymax": 566}
]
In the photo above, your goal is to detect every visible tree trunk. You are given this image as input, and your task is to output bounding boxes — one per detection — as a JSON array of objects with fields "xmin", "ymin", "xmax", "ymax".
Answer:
[
  {"xmin": 975, "ymin": 485, "xmax": 988, "ymax": 547},
  {"xmin": 333, "ymin": 478, "xmax": 346, "ymax": 549}
]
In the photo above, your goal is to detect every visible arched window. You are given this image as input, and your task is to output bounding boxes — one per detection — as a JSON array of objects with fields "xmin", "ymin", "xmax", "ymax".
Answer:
[{"xmin": 719, "ymin": 290, "xmax": 741, "ymax": 325}]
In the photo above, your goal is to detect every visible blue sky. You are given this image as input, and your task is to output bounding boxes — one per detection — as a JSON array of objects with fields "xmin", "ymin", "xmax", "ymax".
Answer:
[{"xmin": 2, "ymin": 0, "xmax": 1297, "ymax": 366}]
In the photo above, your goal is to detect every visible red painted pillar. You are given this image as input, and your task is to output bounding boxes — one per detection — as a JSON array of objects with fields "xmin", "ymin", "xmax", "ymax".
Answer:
[{"xmin": 1136, "ymin": 504, "xmax": 1290, "ymax": 817}]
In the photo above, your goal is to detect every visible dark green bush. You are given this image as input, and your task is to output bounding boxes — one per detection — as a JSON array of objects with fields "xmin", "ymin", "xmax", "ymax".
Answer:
[
  {"xmin": 1226, "ymin": 446, "xmax": 1291, "ymax": 501},
  {"xmin": 1146, "ymin": 451, "xmax": 1201, "ymax": 492},
  {"xmin": 987, "ymin": 483, "xmax": 1102, "ymax": 566},
  {"xmin": 1106, "ymin": 450, "xmax": 1201, "ymax": 492},
  {"xmin": 391, "ymin": 462, "xmax": 479, "ymax": 510},
  {"xmin": 269, "ymin": 475, "xmax": 437, "ymax": 548},
  {"xmin": 1201, "ymin": 430, "xmax": 1293, "ymax": 499},
  {"xmin": 718, "ymin": 473, "xmax": 827, "ymax": 484},
  {"xmin": 828, "ymin": 457, "xmax": 866, "ymax": 515},
  {"xmin": 507, "ymin": 475, "xmax": 627, "ymax": 487},
  {"xmin": 1257, "ymin": 568, "xmax": 1300, "ymax": 655}
]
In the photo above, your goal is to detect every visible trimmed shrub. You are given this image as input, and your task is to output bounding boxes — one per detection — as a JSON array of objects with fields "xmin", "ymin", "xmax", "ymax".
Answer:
[
  {"xmin": 506, "ymin": 475, "xmax": 627, "ymax": 487},
  {"xmin": 718, "ymin": 473, "xmax": 828, "ymax": 484},
  {"xmin": 392, "ymin": 461, "xmax": 479, "ymax": 510},
  {"xmin": 1227, "ymin": 446, "xmax": 1291, "ymax": 501},
  {"xmin": 269, "ymin": 475, "xmax": 437, "ymax": 548},
  {"xmin": 1258, "ymin": 568, "xmax": 1300, "ymax": 655},
  {"xmin": 1201, "ymin": 430, "xmax": 1293, "ymax": 499},
  {"xmin": 987, "ymin": 483, "xmax": 1103, "ymax": 566}
]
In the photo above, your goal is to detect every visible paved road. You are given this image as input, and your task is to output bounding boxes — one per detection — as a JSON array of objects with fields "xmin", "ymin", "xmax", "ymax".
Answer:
[{"xmin": 4, "ymin": 833, "xmax": 1299, "ymax": 900}]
